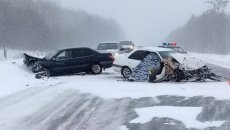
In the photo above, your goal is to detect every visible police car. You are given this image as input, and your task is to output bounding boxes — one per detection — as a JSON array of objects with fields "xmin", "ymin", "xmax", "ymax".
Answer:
[
  {"xmin": 113, "ymin": 46, "xmax": 205, "ymax": 78},
  {"xmin": 158, "ymin": 42, "xmax": 187, "ymax": 53}
]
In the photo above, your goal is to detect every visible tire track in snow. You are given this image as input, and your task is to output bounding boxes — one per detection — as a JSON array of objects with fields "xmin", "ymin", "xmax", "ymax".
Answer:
[
  {"xmin": 0, "ymin": 86, "xmax": 69, "ymax": 130},
  {"xmin": 0, "ymin": 86, "xmax": 136, "ymax": 130},
  {"xmin": 60, "ymin": 97, "xmax": 102, "ymax": 130},
  {"xmin": 1, "ymin": 84, "xmax": 230, "ymax": 130},
  {"xmin": 0, "ymin": 82, "xmax": 66, "ymax": 111},
  {"xmin": 0, "ymin": 87, "xmax": 51, "ymax": 110},
  {"xmin": 30, "ymin": 92, "xmax": 96, "ymax": 130}
]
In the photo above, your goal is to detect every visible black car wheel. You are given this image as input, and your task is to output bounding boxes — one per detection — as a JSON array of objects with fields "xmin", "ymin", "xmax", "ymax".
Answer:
[
  {"xmin": 171, "ymin": 69, "xmax": 184, "ymax": 82},
  {"xmin": 32, "ymin": 62, "xmax": 42, "ymax": 73},
  {"xmin": 35, "ymin": 68, "xmax": 50, "ymax": 79},
  {"xmin": 121, "ymin": 67, "xmax": 132, "ymax": 78},
  {"xmin": 91, "ymin": 64, "xmax": 102, "ymax": 74}
]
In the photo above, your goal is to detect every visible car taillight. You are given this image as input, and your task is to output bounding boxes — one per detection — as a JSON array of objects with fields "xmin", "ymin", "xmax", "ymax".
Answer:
[{"xmin": 109, "ymin": 53, "xmax": 115, "ymax": 61}]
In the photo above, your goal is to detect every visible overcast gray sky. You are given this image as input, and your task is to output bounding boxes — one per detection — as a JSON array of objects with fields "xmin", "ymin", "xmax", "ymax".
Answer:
[{"xmin": 53, "ymin": 0, "xmax": 230, "ymax": 46}]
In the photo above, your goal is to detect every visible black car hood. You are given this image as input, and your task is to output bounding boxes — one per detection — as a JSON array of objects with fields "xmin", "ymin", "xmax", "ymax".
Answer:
[{"xmin": 24, "ymin": 53, "xmax": 46, "ymax": 66}]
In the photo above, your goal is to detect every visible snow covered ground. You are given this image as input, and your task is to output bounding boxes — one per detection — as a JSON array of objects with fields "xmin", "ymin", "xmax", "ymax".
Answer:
[
  {"xmin": 0, "ymin": 50, "xmax": 230, "ymax": 130},
  {"xmin": 190, "ymin": 53, "xmax": 230, "ymax": 69},
  {"xmin": 1, "ymin": 59, "xmax": 230, "ymax": 100},
  {"xmin": 130, "ymin": 106, "xmax": 224, "ymax": 129}
]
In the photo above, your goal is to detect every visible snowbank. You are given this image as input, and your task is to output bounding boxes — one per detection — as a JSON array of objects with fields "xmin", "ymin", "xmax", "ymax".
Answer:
[
  {"xmin": 190, "ymin": 53, "xmax": 230, "ymax": 69},
  {"xmin": 130, "ymin": 106, "xmax": 224, "ymax": 129},
  {"xmin": 0, "ymin": 59, "xmax": 62, "ymax": 98}
]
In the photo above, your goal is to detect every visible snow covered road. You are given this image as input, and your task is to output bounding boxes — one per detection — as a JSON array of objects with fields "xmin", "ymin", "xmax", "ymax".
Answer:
[
  {"xmin": 208, "ymin": 64, "xmax": 230, "ymax": 80},
  {"xmin": 0, "ymin": 87, "xmax": 133, "ymax": 130},
  {"xmin": 1, "ymin": 59, "xmax": 230, "ymax": 130}
]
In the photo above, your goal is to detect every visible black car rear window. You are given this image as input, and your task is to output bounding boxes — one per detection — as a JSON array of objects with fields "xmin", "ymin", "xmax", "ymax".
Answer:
[
  {"xmin": 97, "ymin": 43, "xmax": 119, "ymax": 50},
  {"xmin": 56, "ymin": 50, "xmax": 74, "ymax": 60},
  {"xmin": 73, "ymin": 49, "xmax": 94, "ymax": 58}
]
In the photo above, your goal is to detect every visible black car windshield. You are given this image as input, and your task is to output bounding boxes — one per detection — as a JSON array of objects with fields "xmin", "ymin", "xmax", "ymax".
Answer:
[
  {"xmin": 45, "ymin": 50, "xmax": 59, "ymax": 60},
  {"xmin": 119, "ymin": 42, "xmax": 133, "ymax": 46},
  {"xmin": 97, "ymin": 43, "xmax": 119, "ymax": 50},
  {"xmin": 119, "ymin": 43, "xmax": 133, "ymax": 48}
]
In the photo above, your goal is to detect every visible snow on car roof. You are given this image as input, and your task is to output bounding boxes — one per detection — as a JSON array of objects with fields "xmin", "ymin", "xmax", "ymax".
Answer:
[
  {"xmin": 99, "ymin": 42, "xmax": 118, "ymax": 44},
  {"xmin": 134, "ymin": 46, "xmax": 172, "ymax": 52}
]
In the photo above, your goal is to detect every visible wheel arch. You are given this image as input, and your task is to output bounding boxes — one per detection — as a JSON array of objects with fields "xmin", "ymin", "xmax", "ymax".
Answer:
[
  {"xmin": 121, "ymin": 66, "xmax": 132, "ymax": 78},
  {"xmin": 121, "ymin": 65, "xmax": 131, "ymax": 70}
]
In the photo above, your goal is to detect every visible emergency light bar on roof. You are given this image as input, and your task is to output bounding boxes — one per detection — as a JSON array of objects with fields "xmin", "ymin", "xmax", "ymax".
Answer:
[{"xmin": 163, "ymin": 42, "xmax": 177, "ymax": 46}]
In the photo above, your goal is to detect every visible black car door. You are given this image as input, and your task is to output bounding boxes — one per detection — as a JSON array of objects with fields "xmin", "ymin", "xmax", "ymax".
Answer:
[
  {"xmin": 52, "ymin": 50, "xmax": 75, "ymax": 74},
  {"xmin": 73, "ymin": 48, "xmax": 95, "ymax": 73}
]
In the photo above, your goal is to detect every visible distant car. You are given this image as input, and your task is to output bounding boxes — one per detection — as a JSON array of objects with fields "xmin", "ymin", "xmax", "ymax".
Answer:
[
  {"xmin": 24, "ymin": 47, "xmax": 115, "ymax": 77},
  {"xmin": 119, "ymin": 41, "xmax": 135, "ymax": 53},
  {"xmin": 158, "ymin": 42, "xmax": 187, "ymax": 53},
  {"xmin": 97, "ymin": 41, "xmax": 134, "ymax": 56},
  {"xmin": 97, "ymin": 42, "xmax": 120, "ymax": 56},
  {"xmin": 113, "ymin": 47, "xmax": 206, "ymax": 78}
]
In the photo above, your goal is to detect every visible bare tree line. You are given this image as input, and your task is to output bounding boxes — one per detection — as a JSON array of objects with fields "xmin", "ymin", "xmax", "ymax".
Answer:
[
  {"xmin": 166, "ymin": 0, "xmax": 230, "ymax": 54},
  {"xmin": 0, "ymin": 0, "xmax": 125, "ymax": 51}
]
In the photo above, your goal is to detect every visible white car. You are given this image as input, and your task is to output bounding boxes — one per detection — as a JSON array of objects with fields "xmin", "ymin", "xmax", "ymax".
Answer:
[
  {"xmin": 113, "ymin": 47, "xmax": 206, "ymax": 78},
  {"xmin": 97, "ymin": 41, "xmax": 134, "ymax": 56}
]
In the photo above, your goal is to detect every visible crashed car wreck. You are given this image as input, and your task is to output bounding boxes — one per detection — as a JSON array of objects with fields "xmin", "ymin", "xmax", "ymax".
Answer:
[
  {"xmin": 148, "ymin": 57, "xmax": 222, "ymax": 83},
  {"xmin": 125, "ymin": 48, "xmax": 223, "ymax": 83},
  {"xmin": 24, "ymin": 47, "xmax": 114, "ymax": 78}
]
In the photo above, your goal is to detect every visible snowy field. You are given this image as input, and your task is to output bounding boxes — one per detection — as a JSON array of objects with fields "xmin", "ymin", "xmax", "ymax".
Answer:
[
  {"xmin": 190, "ymin": 53, "xmax": 230, "ymax": 69},
  {"xmin": 0, "ymin": 50, "xmax": 230, "ymax": 130}
]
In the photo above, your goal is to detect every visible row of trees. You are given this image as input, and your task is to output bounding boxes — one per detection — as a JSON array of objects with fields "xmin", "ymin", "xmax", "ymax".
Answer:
[
  {"xmin": 0, "ymin": 0, "xmax": 125, "ymax": 50},
  {"xmin": 166, "ymin": 0, "xmax": 230, "ymax": 54}
]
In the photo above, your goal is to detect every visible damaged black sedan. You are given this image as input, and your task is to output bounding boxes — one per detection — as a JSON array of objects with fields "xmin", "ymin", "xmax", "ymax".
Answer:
[{"xmin": 24, "ymin": 47, "xmax": 115, "ymax": 78}]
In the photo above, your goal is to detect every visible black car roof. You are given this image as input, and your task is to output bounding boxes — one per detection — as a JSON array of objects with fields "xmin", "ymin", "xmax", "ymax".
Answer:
[{"xmin": 60, "ymin": 47, "xmax": 92, "ymax": 51}]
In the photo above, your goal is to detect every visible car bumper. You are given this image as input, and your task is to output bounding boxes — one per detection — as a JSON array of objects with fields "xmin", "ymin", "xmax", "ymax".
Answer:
[
  {"xmin": 112, "ymin": 65, "xmax": 121, "ymax": 73},
  {"xmin": 100, "ymin": 61, "xmax": 113, "ymax": 69}
]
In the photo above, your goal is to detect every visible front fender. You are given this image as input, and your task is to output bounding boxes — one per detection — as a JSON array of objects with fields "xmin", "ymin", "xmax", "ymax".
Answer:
[{"xmin": 32, "ymin": 60, "xmax": 52, "ymax": 73}]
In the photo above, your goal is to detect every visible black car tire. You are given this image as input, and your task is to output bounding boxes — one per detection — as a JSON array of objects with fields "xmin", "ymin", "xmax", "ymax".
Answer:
[
  {"xmin": 172, "ymin": 69, "xmax": 184, "ymax": 82},
  {"xmin": 121, "ymin": 67, "xmax": 132, "ymax": 78},
  {"xmin": 91, "ymin": 64, "xmax": 102, "ymax": 74},
  {"xmin": 35, "ymin": 68, "xmax": 51, "ymax": 79}
]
